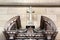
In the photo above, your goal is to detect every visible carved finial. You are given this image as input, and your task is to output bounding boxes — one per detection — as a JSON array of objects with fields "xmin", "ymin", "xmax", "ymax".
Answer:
[{"xmin": 27, "ymin": 6, "xmax": 34, "ymax": 26}]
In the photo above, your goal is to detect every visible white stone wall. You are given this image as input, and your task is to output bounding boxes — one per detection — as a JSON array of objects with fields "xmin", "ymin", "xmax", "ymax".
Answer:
[
  {"xmin": 0, "ymin": 0, "xmax": 60, "ymax": 3},
  {"xmin": 0, "ymin": 7, "xmax": 59, "ymax": 40}
]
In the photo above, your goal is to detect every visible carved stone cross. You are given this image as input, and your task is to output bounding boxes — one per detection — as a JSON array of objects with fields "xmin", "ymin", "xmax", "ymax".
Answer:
[{"xmin": 27, "ymin": 6, "xmax": 34, "ymax": 26}]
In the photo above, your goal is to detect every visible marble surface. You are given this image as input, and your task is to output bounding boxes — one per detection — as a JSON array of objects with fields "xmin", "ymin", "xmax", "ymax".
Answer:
[{"xmin": 0, "ymin": 7, "xmax": 59, "ymax": 40}]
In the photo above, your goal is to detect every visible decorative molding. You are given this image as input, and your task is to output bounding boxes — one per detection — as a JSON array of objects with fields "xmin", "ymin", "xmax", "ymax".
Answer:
[{"xmin": 0, "ymin": 2, "xmax": 60, "ymax": 7}]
